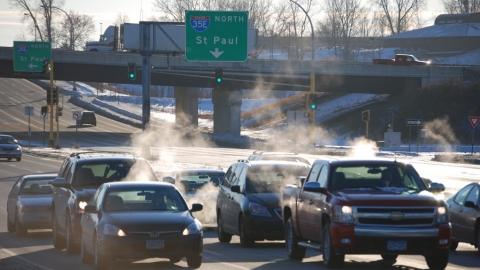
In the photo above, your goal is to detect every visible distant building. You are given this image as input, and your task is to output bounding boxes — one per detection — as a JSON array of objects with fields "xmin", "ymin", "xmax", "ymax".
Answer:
[{"xmin": 380, "ymin": 13, "xmax": 480, "ymax": 58}]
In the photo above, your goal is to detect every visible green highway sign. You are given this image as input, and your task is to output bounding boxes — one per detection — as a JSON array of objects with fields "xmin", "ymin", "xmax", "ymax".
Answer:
[
  {"xmin": 13, "ymin": 41, "xmax": 52, "ymax": 72},
  {"xmin": 185, "ymin": 10, "xmax": 248, "ymax": 62}
]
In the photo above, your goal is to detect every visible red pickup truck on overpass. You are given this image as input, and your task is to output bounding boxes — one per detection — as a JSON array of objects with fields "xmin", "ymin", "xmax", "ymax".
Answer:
[
  {"xmin": 373, "ymin": 54, "xmax": 430, "ymax": 65},
  {"xmin": 281, "ymin": 157, "xmax": 451, "ymax": 269}
]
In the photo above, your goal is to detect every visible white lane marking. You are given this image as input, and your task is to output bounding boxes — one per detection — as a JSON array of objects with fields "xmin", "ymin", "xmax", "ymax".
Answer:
[
  {"xmin": 0, "ymin": 247, "xmax": 54, "ymax": 270},
  {"xmin": 203, "ymin": 249, "xmax": 250, "ymax": 270}
]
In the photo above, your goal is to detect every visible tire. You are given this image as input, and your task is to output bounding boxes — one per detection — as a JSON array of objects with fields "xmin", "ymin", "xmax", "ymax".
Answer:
[
  {"xmin": 217, "ymin": 212, "xmax": 232, "ymax": 243},
  {"xmin": 16, "ymin": 158, "xmax": 21, "ymax": 161},
  {"xmin": 15, "ymin": 212, "xmax": 28, "ymax": 237},
  {"xmin": 476, "ymin": 226, "xmax": 480, "ymax": 255},
  {"xmin": 52, "ymin": 213, "xmax": 66, "ymax": 249},
  {"xmin": 381, "ymin": 254, "xmax": 398, "ymax": 261},
  {"xmin": 66, "ymin": 217, "xmax": 80, "ymax": 254},
  {"xmin": 7, "ymin": 158, "xmax": 11, "ymax": 161},
  {"xmin": 81, "ymin": 236, "xmax": 93, "ymax": 264},
  {"xmin": 186, "ymin": 255, "xmax": 202, "ymax": 268},
  {"xmin": 322, "ymin": 222, "xmax": 344, "ymax": 268},
  {"xmin": 94, "ymin": 234, "xmax": 111, "ymax": 270},
  {"xmin": 285, "ymin": 217, "xmax": 306, "ymax": 260},
  {"xmin": 425, "ymin": 253, "xmax": 449, "ymax": 269},
  {"xmin": 168, "ymin": 257, "xmax": 182, "ymax": 263},
  {"xmin": 7, "ymin": 214, "xmax": 15, "ymax": 233},
  {"xmin": 449, "ymin": 240, "xmax": 458, "ymax": 251},
  {"xmin": 239, "ymin": 215, "xmax": 254, "ymax": 248}
]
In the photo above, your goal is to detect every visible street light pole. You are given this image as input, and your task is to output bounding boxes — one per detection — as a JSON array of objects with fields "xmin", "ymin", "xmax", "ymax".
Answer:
[
  {"xmin": 43, "ymin": 5, "xmax": 74, "ymax": 50},
  {"xmin": 24, "ymin": 13, "xmax": 38, "ymax": 41},
  {"xmin": 288, "ymin": 0, "xmax": 316, "ymax": 145}
]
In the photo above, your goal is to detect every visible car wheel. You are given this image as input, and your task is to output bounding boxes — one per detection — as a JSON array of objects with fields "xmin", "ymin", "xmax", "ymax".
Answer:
[
  {"xmin": 239, "ymin": 215, "xmax": 254, "ymax": 248},
  {"xmin": 52, "ymin": 213, "xmax": 66, "ymax": 249},
  {"xmin": 286, "ymin": 217, "xmax": 306, "ymax": 260},
  {"xmin": 186, "ymin": 255, "xmax": 202, "ymax": 268},
  {"xmin": 15, "ymin": 211, "xmax": 27, "ymax": 237},
  {"xmin": 7, "ymin": 158, "xmax": 11, "ymax": 161},
  {"xmin": 322, "ymin": 222, "xmax": 344, "ymax": 268},
  {"xmin": 168, "ymin": 257, "xmax": 182, "ymax": 263},
  {"xmin": 16, "ymin": 158, "xmax": 21, "ymax": 161},
  {"xmin": 7, "ymin": 214, "xmax": 15, "ymax": 233},
  {"xmin": 449, "ymin": 240, "xmax": 458, "ymax": 251},
  {"xmin": 381, "ymin": 254, "xmax": 398, "ymax": 261},
  {"xmin": 94, "ymin": 233, "xmax": 111, "ymax": 270},
  {"xmin": 81, "ymin": 236, "xmax": 93, "ymax": 264},
  {"xmin": 477, "ymin": 226, "xmax": 480, "ymax": 255},
  {"xmin": 425, "ymin": 253, "xmax": 449, "ymax": 269},
  {"xmin": 66, "ymin": 216, "xmax": 80, "ymax": 254},
  {"xmin": 217, "ymin": 212, "xmax": 232, "ymax": 243}
]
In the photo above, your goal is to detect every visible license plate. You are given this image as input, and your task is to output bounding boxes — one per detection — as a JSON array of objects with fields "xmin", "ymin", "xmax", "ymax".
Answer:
[
  {"xmin": 387, "ymin": 241, "xmax": 406, "ymax": 251},
  {"xmin": 146, "ymin": 240, "xmax": 164, "ymax": 250}
]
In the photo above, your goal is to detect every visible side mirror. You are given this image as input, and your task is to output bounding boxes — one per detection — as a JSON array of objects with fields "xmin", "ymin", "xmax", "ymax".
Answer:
[
  {"xmin": 303, "ymin": 181, "xmax": 326, "ymax": 193},
  {"xmin": 231, "ymin": 185, "xmax": 241, "ymax": 193},
  {"xmin": 52, "ymin": 178, "xmax": 69, "ymax": 188},
  {"xmin": 428, "ymin": 182, "xmax": 445, "ymax": 193},
  {"xmin": 191, "ymin": 203, "xmax": 203, "ymax": 212},
  {"xmin": 84, "ymin": 205, "xmax": 97, "ymax": 213},
  {"xmin": 464, "ymin": 201, "xmax": 476, "ymax": 208},
  {"xmin": 162, "ymin": 176, "xmax": 175, "ymax": 185}
]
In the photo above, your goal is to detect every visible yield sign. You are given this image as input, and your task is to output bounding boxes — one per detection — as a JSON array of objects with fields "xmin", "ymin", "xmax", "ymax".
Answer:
[{"xmin": 468, "ymin": 116, "xmax": 480, "ymax": 128}]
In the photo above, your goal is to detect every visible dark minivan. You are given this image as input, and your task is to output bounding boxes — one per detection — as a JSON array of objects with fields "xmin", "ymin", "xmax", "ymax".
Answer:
[{"xmin": 216, "ymin": 160, "xmax": 310, "ymax": 247}]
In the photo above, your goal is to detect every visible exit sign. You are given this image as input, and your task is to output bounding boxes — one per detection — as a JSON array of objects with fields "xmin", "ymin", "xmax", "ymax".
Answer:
[
  {"xmin": 13, "ymin": 41, "xmax": 51, "ymax": 72},
  {"xmin": 185, "ymin": 10, "xmax": 248, "ymax": 62}
]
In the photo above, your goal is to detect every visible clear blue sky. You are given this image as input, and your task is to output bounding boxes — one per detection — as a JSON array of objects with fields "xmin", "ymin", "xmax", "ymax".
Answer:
[{"xmin": 0, "ymin": 0, "xmax": 443, "ymax": 48}]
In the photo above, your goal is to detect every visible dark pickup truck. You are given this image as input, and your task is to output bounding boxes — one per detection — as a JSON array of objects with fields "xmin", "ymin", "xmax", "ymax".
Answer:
[
  {"xmin": 281, "ymin": 157, "xmax": 451, "ymax": 269},
  {"xmin": 372, "ymin": 54, "xmax": 429, "ymax": 65}
]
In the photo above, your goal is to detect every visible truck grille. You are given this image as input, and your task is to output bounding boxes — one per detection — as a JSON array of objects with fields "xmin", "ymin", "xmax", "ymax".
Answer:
[{"xmin": 354, "ymin": 206, "xmax": 436, "ymax": 226}]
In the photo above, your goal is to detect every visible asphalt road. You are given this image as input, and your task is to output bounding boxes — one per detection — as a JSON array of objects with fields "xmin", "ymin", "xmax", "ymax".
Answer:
[{"xmin": 1, "ymin": 78, "xmax": 480, "ymax": 269}]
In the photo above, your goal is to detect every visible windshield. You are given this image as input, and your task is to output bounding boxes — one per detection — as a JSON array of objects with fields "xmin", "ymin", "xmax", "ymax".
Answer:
[
  {"xmin": 0, "ymin": 136, "xmax": 16, "ymax": 144},
  {"xmin": 103, "ymin": 187, "xmax": 187, "ymax": 212},
  {"xmin": 74, "ymin": 159, "xmax": 157, "ymax": 187},
  {"xmin": 246, "ymin": 164, "xmax": 310, "ymax": 193},
  {"xmin": 19, "ymin": 178, "xmax": 53, "ymax": 195},
  {"xmin": 330, "ymin": 164, "xmax": 426, "ymax": 191}
]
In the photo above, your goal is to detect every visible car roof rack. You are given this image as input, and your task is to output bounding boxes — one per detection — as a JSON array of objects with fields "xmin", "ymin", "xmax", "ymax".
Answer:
[{"xmin": 238, "ymin": 159, "xmax": 250, "ymax": 163}]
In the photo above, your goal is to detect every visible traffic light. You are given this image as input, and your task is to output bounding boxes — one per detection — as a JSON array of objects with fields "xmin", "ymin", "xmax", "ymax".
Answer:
[
  {"xmin": 47, "ymin": 89, "xmax": 52, "ymax": 105},
  {"xmin": 42, "ymin": 59, "xmax": 50, "ymax": 74},
  {"xmin": 127, "ymin": 62, "xmax": 136, "ymax": 80},
  {"xmin": 41, "ymin": 105, "xmax": 48, "ymax": 115},
  {"xmin": 309, "ymin": 93, "xmax": 317, "ymax": 110},
  {"xmin": 362, "ymin": 110, "xmax": 370, "ymax": 122},
  {"xmin": 215, "ymin": 68, "xmax": 223, "ymax": 83},
  {"xmin": 52, "ymin": 87, "xmax": 58, "ymax": 105}
]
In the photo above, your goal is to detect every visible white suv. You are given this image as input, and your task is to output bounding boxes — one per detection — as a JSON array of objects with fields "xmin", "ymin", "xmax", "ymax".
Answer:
[{"xmin": 247, "ymin": 151, "xmax": 311, "ymax": 165}]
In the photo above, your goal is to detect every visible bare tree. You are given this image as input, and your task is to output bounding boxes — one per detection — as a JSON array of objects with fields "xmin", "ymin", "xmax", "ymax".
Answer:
[
  {"xmin": 114, "ymin": 12, "xmax": 130, "ymax": 26},
  {"xmin": 57, "ymin": 12, "xmax": 95, "ymax": 50},
  {"xmin": 152, "ymin": 0, "xmax": 203, "ymax": 22},
  {"xmin": 442, "ymin": 0, "xmax": 480, "ymax": 13},
  {"xmin": 374, "ymin": 0, "xmax": 426, "ymax": 35},
  {"xmin": 8, "ymin": 0, "xmax": 46, "ymax": 41}
]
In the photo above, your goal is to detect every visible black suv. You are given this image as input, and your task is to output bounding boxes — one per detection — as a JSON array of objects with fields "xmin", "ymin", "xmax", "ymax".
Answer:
[
  {"xmin": 51, "ymin": 152, "xmax": 158, "ymax": 254},
  {"xmin": 77, "ymin": 111, "xmax": 96, "ymax": 126},
  {"xmin": 216, "ymin": 160, "xmax": 310, "ymax": 247}
]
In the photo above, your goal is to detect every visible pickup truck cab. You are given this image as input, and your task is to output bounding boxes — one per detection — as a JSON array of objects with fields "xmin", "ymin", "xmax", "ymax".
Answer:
[
  {"xmin": 372, "ymin": 54, "xmax": 429, "ymax": 66},
  {"xmin": 282, "ymin": 157, "xmax": 451, "ymax": 269}
]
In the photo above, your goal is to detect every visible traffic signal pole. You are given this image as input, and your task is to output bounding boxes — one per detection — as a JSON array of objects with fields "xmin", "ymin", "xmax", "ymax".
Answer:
[
  {"xmin": 48, "ymin": 59, "xmax": 55, "ymax": 148},
  {"xmin": 310, "ymin": 74, "xmax": 315, "ymax": 145}
]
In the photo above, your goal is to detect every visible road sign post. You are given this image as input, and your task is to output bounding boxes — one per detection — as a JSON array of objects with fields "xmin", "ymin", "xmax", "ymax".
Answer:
[
  {"xmin": 73, "ymin": 111, "xmax": 82, "ymax": 149},
  {"xmin": 185, "ymin": 11, "xmax": 249, "ymax": 62},
  {"xmin": 406, "ymin": 119, "xmax": 423, "ymax": 153},
  {"xmin": 13, "ymin": 41, "xmax": 52, "ymax": 72},
  {"xmin": 468, "ymin": 116, "xmax": 480, "ymax": 154}
]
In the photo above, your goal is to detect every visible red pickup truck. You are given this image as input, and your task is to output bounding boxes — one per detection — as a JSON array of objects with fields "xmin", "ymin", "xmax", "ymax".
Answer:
[
  {"xmin": 373, "ymin": 54, "xmax": 430, "ymax": 65},
  {"xmin": 281, "ymin": 157, "xmax": 451, "ymax": 269}
]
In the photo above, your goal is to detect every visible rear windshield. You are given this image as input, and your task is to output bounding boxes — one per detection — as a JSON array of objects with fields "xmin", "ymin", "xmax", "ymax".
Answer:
[
  {"xmin": 73, "ymin": 159, "xmax": 157, "ymax": 187},
  {"xmin": 103, "ymin": 187, "xmax": 187, "ymax": 212}
]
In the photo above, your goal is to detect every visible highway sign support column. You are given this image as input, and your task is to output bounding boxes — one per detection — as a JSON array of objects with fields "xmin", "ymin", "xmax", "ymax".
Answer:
[
  {"xmin": 48, "ymin": 60, "xmax": 55, "ymax": 148},
  {"xmin": 25, "ymin": 106, "xmax": 34, "ymax": 148}
]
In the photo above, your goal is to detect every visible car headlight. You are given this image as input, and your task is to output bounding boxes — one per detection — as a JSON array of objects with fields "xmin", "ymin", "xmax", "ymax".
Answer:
[
  {"xmin": 249, "ymin": 202, "xmax": 272, "ymax": 217},
  {"xmin": 332, "ymin": 205, "xmax": 353, "ymax": 223},
  {"xmin": 103, "ymin": 223, "xmax": 126, "ymax": 236},
  {"xmin": 437, "ymin": 206, "xmax": 449, "ymax": 224},
  {"xmin": 183, "ymin": 220, "xmax": 202, "ymax": 235}
]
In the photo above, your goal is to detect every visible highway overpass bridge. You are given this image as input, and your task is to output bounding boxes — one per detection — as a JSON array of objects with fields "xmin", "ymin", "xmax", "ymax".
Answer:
[{"xmin": 0, "ymin": 46, "xmax": 471, "ymax": 135}]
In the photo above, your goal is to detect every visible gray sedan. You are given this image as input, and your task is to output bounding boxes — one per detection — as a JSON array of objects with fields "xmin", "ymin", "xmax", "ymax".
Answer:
[
  {"xmin": 7, "ymin": 173, "xmax": 57, "ymax": 237},
  {"xmin": 0, "ymin": 134, "xmax": 22, "ymax": 161}
]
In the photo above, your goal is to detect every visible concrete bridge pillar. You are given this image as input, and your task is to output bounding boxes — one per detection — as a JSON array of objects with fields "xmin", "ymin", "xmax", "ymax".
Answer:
[
  {"xmin": 212, "ymin": 88, "xmax": 242, "ymax": 136},
  {"xmin": 174, "ymin": 87, "xmax": 199, "ymax": 127}
]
